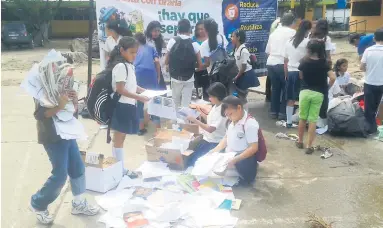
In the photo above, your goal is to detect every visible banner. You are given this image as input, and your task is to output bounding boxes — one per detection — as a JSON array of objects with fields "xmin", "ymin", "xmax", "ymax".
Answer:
[{"xmin": 95, "ymin": 0, "xmax": 277, "ymax": 73}]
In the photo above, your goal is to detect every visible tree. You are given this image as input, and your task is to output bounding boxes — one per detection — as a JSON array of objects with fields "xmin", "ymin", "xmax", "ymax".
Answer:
[{"xmin": 3, "ymin": 0, "xmax": 63, "ymax": 45}]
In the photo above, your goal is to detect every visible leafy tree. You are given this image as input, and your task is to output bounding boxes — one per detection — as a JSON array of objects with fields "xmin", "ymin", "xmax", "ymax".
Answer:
[{"xmin": 3, "ymin": 0, "xmax": 63, "ymax": 44}]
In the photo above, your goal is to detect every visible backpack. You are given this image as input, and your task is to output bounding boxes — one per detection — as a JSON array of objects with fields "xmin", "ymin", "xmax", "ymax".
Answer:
[
  {"xmin": 168, "ymin": 37, "xmax": 196, "ymax": 81},
  {"xmin": 209, "ymin": 34, "xmax": 228, "ymax": 63},
  {"xmin": 86, "ymin": 62, "xmax": 128, "ymax": 143},
  {"xmin": 242, "ymin": 115, "xmax": 267, "ymax": 162},
  {"xmin": 239, "ymin": 47, "xmax": 259, "ymax": 70}
]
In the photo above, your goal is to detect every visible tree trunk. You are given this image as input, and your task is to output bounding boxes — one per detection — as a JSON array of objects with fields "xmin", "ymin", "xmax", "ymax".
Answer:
[{"xmin": 297, "ymin": 0, "xmax": 306, "ymax": 19}]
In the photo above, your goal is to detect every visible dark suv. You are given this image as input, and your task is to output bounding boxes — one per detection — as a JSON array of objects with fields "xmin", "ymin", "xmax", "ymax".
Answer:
[{"xmin": 2, "ymin": 22, "xmax": 34, "ymax": 49}]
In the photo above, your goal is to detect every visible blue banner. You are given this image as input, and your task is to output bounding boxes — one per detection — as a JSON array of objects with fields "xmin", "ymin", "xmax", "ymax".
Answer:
[{"xmin": 222, "ymin": 0, "xmax": 277, "ymax": 74}]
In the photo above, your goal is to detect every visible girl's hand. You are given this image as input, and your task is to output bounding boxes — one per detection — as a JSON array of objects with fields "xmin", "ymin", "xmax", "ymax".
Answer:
[
  {"xmin": 226, "ymin": 158, "xmax": 237, "ymax": 168},
  {"xmin": 139, "ymin": 95, "xmax": 150, "ymax": 103},
  {"xmin": 187, "ymin": 116, "xmax": 197, "ymax": 123},
  {"xmin": 58, "ymin": 95, "xmax": 69, "ymax": 110}
]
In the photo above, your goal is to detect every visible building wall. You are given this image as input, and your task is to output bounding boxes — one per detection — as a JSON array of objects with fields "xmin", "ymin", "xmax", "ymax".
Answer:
[
  {"xmin": 349, "ymin": 0, "xmax": 383, "ymax": 33},
  {"xmin": 50, "ymin": 20, "xmax": 96, "ymax": 38}
]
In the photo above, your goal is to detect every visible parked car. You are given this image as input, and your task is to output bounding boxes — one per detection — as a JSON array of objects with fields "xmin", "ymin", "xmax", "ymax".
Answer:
[{"xmin": 1, "ymin": 22, "xmax": 36, "ymax": 49}]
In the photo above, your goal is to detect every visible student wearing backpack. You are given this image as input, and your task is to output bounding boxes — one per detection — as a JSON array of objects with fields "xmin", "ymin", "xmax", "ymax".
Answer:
[
  {"xmin": 165, "ymin": 19, "xmax": 203, "ymax": 108},
  {"xmin": 210, "ymin": 95, "xmax": 266, "ymax": 185},
  {"xmin": 134, "ymin": 32, "xmax": 161, "ymax": 135},
  {"xmin": 110, "ymin": 37, "xmax": 150, "ymax": 173},
  {"xmin": 232, "ymin": 29, "xmax": 260, "ymax": 93},
  {"xmin": 201, "ymin": 18, "xmax": 229, "ymax": 72}
]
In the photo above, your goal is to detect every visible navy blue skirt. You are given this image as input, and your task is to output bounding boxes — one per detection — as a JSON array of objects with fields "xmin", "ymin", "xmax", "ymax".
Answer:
[
  {"xmin": 111, "ymin": 102, "xmax": 139, "ymax": 134},
  {"xmin": 285, "ymin": 71, "xmax": 301, "ymax": 101},
  {"xmin": 236, "ymin": 69, "xmax": 260, "ymax": 90}
]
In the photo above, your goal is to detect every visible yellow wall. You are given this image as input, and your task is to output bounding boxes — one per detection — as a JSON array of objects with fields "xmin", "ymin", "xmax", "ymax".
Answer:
[
  {"xmin": 305, "ymin": 8, "xmax": 314, "ymax": 21},
  {"xmin": 51, "ymin": 20, "xmax": 96, "ymax": 38},
  {"xmin": 349, "ymin": 0, "xmax": 383, "ymax": 33}
]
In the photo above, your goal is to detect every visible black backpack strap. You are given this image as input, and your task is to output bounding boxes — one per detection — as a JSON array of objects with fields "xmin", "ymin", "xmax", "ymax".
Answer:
[{"xmin": 107, "ymin": 62, "xmax": 129, "ymax": 144}]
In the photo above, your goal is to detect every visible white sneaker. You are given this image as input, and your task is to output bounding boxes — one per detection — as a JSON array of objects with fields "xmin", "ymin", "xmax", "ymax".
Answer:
[
  {"xmin": 29, "ymin": 204, "xmax": 54, "ymax": 224},
  {"xmin": 71, "ymin": 199, "xmax": 100, "ymax": 216}
]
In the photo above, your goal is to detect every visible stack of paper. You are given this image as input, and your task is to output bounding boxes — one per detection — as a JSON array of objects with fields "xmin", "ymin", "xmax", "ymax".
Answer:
[
  {"xmin": 53, "ymin": 117, "xmax": 87, "ymax": 140},
  {"xmin": 136, "ymin": 162, "xmax": 173, "ymax": 179}
]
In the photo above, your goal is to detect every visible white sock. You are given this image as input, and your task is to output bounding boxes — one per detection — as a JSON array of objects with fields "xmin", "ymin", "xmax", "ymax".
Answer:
[
  {"xmin": 73, "ymin": 194, "xmax": 84, "ymax": 204},
  {"xmin": 112, "ymin": 147, "xmax": 116, "ymax": 158},
  {"xmin": 114, "ymin": 148, "xmax": 125, "ymax": 173},
  {"xmin": 286, "ymin": 106, "xmax": 294, "ymax": 124}
]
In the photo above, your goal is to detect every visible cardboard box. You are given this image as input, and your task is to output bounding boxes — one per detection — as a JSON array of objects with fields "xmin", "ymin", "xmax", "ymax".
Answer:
[
  {"xmin": 145, "ymin": 131, "xmax": 203, "ymax": 170},
  {"xmin": 154, "ymin": 129, "xmax": 194, "ymax": 146},
  {"xmin": 80, "ymin": 151, "xmax": 123, "ymax": 193},
  {"xmin": 165, "ymin": 121, "xmax": 200, "ymax": 135}
]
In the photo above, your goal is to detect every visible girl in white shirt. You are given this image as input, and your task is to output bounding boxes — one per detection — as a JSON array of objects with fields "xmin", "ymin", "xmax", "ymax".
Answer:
[
  {"xmin": 231, "ymin": 29, "xmax": 260, "ymax": 93},
  {"xmin": 333, "ymin": 58, "xmax": 351, "ymax": 90},
  {"xmin": 186, "ymin": 82, "xmax": 228, "ymax": 166},
  {"xmin": 284, "ymin": 20, "xmax": 312, "ymax": 127},
  {"xmin": 200, "ymin": 19, "xmax": 228, "ymax": 71},
  {"xmin": 109, "ymin": 37, "xmax": 150, "ymax": 173},
  {"xmin": 103, "ymin": 21, "xmax": 123, "ymax": 68},
  {"xmin": 211, "ymin": 95, "xmax": 260, "ymax": 184}
]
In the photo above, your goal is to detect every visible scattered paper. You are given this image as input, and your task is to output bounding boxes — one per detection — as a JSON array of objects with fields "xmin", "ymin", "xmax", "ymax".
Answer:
[
  {"xmin": 136, "ymin": 162, "xmax": 173, "ymax": 179},
  {"xmin": 141, "ymin": 90, "xmax": 170, "ymax": 99},
  {"xmin": 148, "ymin": 97, "xmax": 177, "ymax": 120},
  {"xmin": 95, "ymin": 189, "xmax": 135, "ymax": 210},
  {"xmin": 231, "ymin": 199, "xmax": 242, "ymax": 210}
]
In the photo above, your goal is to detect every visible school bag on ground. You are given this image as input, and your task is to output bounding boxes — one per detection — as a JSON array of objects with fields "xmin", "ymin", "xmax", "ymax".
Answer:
[
  {"xmin": 86, "ymin": 57, "xmax": 128, "ymax": 143},
  {"xmin": 168, "ymin": 37, "xmax": 196, "ymax": 81}
]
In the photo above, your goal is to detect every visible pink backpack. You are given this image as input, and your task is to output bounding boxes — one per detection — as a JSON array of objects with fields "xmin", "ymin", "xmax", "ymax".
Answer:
[{"xmin": 242, "ymin": 115, "xmax": 268, "ymax": 162}]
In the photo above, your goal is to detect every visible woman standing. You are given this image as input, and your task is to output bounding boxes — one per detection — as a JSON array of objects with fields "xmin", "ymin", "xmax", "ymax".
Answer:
[
  {"xmin": 211, "ymin": 95, "xmax": 260, "ymax": 185},
  {"xmin": 192, "ymin": 20, "xmax": 210, "ymax": 101},
  {"xmin": 284, "ymin": 20, "xmax": 312, "ymax": 128},
  {"xmin": 231, "ymin": 29, "xmax": 260, "ymax": 97},
  {"xmin": 134, "ymin": 33, "xmax": 161, "ymax": 135},
  {"xmin": 200, "ymin": 18, "xmax": 228, "ymax": 72},
  {"xmin": 145, "ymin": 21, "xmax": 167, "ymax": 89}
]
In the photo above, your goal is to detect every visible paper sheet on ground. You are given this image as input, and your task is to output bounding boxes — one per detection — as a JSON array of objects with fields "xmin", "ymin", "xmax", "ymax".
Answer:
[
  {"xmin": 191, "ymin": 152, "xmax": 237, "ymax": 177},
  {"xmin": 95, "ymin": 189, "xmax": 135, "ymax": 210},
  {"xmin": 140, "ymin": 90, "xmax": 170, "ymax": 99},
  {"xmin": 316, "ymin": 125, "xmax": 328, "ymax": 135},
  {"xmin": 136, "ymin": 161, "xmax": 173, "ymax": 179}
]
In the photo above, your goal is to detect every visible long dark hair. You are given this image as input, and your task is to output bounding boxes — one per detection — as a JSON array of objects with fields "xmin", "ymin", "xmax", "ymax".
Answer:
[
  {"xmin": 306, "ymin": 39, "xmax": 326, "ymax": 60},
  {"xmin": 333, "ymin": 58, "xmax": 348, "ymax": 77},
  {"xmin": 145, "ymin": 21, "xmax": 164, "ymax": 55},
  {"xmin": 291, "ymin": 20, "xmax": 312, "ymax": 48},
  {"xmin": 204, "ymin": 18, "xmax": 219, "ymax": 51},
  {"xmin": 107, "ymin": 37, "xmax": 138, "ymax": 67},
  {"xmin": 194, "ymin": 20, "xmax": 205, "ymax": 39},
  {"xmin": 106, "ymin": 20, "xmax": 132, "ymax": 37},
  {"xmin": 233, "ymin": 29, "xmax": 246, "ymax": 45},
  {"xmin": 311, "ymin": 19, "xmax": 329, "ymax": 41}
]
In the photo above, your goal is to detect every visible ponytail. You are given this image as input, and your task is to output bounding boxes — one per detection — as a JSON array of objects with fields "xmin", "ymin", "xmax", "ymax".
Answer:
[
  {"xmin": 291, "ymin": 20, "xmax": 312, "ymax": 48},
  {"xmin": 204, "ymin": 19, "xmax": 219, "ymax": 51},
  {"xmin": 107, "ymin": 37, "xmax": 138, "ymax": 68}
]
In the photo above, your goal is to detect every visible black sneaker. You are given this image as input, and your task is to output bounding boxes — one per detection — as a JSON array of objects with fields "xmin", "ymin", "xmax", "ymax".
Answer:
[{"xmin": 138, "ymin": 129, "xmax": 147, "ymax": 136}]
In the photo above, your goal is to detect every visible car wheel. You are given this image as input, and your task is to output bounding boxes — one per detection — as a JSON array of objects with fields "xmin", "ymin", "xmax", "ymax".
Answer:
[{"xmin": 29, "ymin": 40, "xmax": 34, "ymax": 49}]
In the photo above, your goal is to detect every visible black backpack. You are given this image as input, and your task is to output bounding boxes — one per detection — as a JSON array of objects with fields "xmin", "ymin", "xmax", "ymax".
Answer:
[
  {"xmin": 169, "ymin": 37, "xmax": 196, "ymax": 81},
  {"xmin": 86, "ymin": 61, "xmax": 128, "ymax": 143}
]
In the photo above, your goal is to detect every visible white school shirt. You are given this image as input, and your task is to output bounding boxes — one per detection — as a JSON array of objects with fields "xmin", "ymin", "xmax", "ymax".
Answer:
[
  {"xmin": 328, "ymin": 78, "xmax": 341, "ymax": 101},
  {"xmin": 166, "ymin": 34, "xmax": 200, "ymax": 83},
  {"xmin": 112, "ymin": 62, "xmax": 137, "ymax": 105},
  {"xmin": 203, "ymin": 104, "xmax": 227, "ymax": 143},
  {"xmin": 284, "ymin": 38, "xmax": 309, "ymax": 71},
  {"xmin": 336, "ymin": 72, "xmax": 351, "ymax": 86},
  {"xmin": 104, "ymin": 35, "xmax": 122, "ymax": 53},
  {"xmin": 361, "ymin": 45, "xmax": 383, "ymax": 86},
  {"xmin": 226, "ymin": 111, "xmax": 259, "ymax": 153},
  {"xmin": 234, "ymin": 44, "xmax": 253, "ymax": 73},
  {"xmin": 200, "ymin": 34, "xmax": 228, "ymax": 71},
  {"xmin": 266, "ymin": 26, "xmax": 296, "ymax": 66}
]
